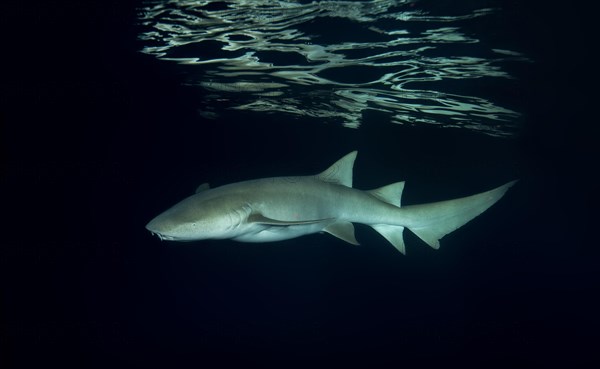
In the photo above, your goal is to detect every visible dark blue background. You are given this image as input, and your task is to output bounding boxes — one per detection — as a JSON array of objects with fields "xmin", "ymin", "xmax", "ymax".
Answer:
[{"xmin": 2, "ymin": 1, "xmax": 596, "ymax": 368}]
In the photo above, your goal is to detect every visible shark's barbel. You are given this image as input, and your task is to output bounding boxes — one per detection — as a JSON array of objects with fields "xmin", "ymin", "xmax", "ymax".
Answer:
[{"xmin": 146, "ymin": 151, "xmax": 516, "ymax": 254}]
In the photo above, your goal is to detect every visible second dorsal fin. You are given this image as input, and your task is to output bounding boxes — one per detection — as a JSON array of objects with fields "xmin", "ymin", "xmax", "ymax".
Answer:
[{"xmin": 316, "ymin": 151, "xmax": 357, "ymax": 187}]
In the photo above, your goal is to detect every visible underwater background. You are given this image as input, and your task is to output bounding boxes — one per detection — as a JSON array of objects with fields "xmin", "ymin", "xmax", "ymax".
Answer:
[{"xmin": 2, "ymin": 0, "xmax": 596, "ymax": 368}]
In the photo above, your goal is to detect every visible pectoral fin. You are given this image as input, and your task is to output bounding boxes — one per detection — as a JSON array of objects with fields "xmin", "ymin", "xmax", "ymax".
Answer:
[
  {"xmin": 195, "ymin": 183, "xmax": 210, "ymax": 193},
  {"xmin": 248, "ymin": 213, "xmax": 334, "ymax": 226}
]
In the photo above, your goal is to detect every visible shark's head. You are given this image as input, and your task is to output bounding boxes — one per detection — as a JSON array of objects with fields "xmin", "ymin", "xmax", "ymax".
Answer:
[{"xmin": 146, "ymin": 193, "xmax": 248, "ymax": 242}]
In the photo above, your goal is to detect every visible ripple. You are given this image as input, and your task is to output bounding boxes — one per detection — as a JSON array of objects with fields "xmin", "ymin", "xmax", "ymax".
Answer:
[{"xmin": 138, "ymin": 0, "xmax": 530, "ymax": 137}]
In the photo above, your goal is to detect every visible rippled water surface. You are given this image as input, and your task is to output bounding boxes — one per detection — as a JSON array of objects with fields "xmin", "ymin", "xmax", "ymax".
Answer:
[{"xmin": 138, "ymin": 0, "xmax": 530, "ymax": 136}]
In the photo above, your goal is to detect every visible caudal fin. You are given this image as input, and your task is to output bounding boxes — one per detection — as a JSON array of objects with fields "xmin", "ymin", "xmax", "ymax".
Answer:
[{"xmin": 403, "ymin": 180, "xmax": 517, "ymax": 249}]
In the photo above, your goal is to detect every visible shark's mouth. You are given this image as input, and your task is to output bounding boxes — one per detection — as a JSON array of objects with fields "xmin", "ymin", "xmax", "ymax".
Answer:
[{"xmin": 149, "ymin": 231, "xmax": 175, "ymax": 241}]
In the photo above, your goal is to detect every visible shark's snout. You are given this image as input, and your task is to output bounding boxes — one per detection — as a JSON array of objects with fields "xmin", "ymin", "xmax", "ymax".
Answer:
[
  {"xmin": 146, "ymin": 214, "xmax": 188, "ymax": 241},
  {"xmin": 145, "ymin": 218, "xmax": 160, "ymax": 233},
  {"xmin": 146, "ymin": 218, "xmax": 169, "ymax": 240}
]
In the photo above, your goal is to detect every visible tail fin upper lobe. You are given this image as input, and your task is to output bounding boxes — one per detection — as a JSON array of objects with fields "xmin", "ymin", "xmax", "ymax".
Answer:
[
  {"xmin": 369, "ymin": 180, "xmax": 517, "ymax": 253},
  {"xmin": 403, "ymin": 180, "xmax": 517, "ymax": 249}
]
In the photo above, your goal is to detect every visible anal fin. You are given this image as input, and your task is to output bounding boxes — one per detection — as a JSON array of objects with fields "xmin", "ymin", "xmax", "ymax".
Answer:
[{"xmin": 372, "ymin": 224, "xmax": 406, "ymax": 254}]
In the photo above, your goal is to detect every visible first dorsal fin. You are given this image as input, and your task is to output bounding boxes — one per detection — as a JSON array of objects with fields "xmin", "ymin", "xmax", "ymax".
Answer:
[{"xmin": 316, "ymin": 151, "xmax": 357, "ymax": 187}]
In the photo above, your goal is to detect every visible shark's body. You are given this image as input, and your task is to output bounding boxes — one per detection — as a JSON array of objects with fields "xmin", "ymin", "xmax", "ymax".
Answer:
[{"xmin": 146, "ymin": 151, "xmax": 516, "ymax": 254}]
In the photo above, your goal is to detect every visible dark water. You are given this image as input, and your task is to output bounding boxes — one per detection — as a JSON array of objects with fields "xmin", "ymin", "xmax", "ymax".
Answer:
[{"xmin": 2, "ymin": 0, "xmax": 596, "ymax": 368}]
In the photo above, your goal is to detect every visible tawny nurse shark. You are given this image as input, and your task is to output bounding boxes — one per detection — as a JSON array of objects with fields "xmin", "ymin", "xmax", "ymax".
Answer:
[{"xmin": 146, "ymin": 151, "xmax": 516, "ymax": 254}]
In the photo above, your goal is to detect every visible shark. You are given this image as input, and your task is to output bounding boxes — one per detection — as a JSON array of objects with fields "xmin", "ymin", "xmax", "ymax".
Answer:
[{"xmin": 146, "ymin": 151, "xmax": 516, "ymax": 254}]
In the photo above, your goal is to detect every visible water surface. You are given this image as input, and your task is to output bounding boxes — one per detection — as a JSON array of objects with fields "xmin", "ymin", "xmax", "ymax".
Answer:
[{"xmin": 138, "ymin": 0, "xmax": 529, "ymax": 136}]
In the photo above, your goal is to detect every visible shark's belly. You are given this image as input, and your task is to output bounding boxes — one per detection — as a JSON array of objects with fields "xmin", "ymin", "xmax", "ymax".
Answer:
[{"xmin": 232, "ymin": 222, "xmax": 329, "ymax": 243}]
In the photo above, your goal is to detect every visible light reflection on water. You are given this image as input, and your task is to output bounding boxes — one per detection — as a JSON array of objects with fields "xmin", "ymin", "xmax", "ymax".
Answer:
[{"xmin": 138, "ymin": 0, "xmax": 530, "ymax": 136}]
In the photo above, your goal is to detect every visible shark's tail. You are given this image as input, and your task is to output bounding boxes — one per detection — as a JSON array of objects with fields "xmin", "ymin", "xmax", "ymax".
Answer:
[{"xmin": 368, "ymin": 180, "xmax": 517, "ymax": 254}]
